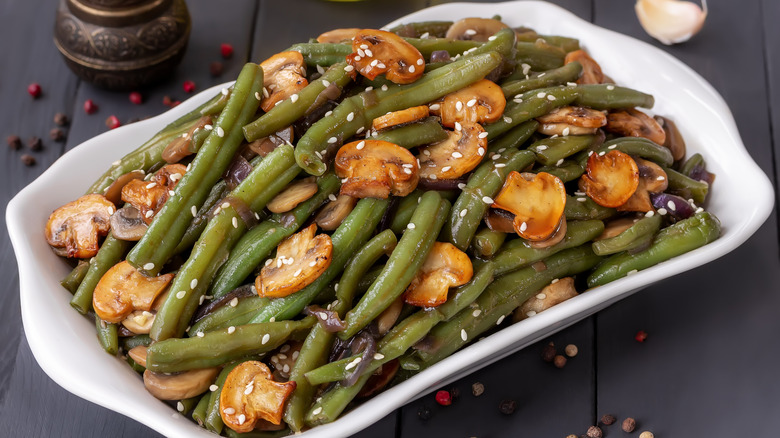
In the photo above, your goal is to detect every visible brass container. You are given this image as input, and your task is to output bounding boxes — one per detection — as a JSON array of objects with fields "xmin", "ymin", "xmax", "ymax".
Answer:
[{"xmin": 54, "ymin": 0, "xmax": 191, "ymax": 90}]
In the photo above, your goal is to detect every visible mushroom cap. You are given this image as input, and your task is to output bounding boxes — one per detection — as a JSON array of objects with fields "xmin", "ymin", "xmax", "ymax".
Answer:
[
  {"xmin": 404, "ymin": 242, "xmax": 473, "ymax": 307},
  {"xmin": 314, "ymin": 194, "xmax": 357, "ymax": 231},
  {"xmin": 219, "ymin": 361, "xmax": 296, "ymax": 432},
  {"xmin": 418, "ymin": 122, "xmax": 487, "ymax": 180},
  {"xmin": 617, "ymin": 157, "xmax": 669, "ymax": 212},
  {"xmin": 606, "ymin": 108, "xmax": 667, "ymax": 145},
  {"xmin": 316, "ymin": 28, "xmax": 361, "ymax": 43},
  {"xmin": 564, "ymin": 50, "xmax": 604, "ymax": 84},
  {"xmin": 162, "ymin": 115, "xmax": 212, "ymax": 163},
  {"xmin": 144, "ymin": 367, "xmax": 220, "ymax": 401},
  {"xmin": 528, "ymin": 216, "xmax": 568, "ymax": 249},
  {"xmin": 515, "ymin": 277, "xmax": 578, "ymax": 321},
  {"xmin": 257, "ymin": 224, "xmax": 333, "ymax": 298},
  {"xmin": 492, "ymin": 171, "xmax": 568, "ymax": 241},
  {"xmin": 110, "ymin": 205, "xmax": 148, "ymax": 241},
  {"xmin": 372, "ymin": 105, "xmax": 430, "ymax": 131},
  {"xmin": 655, "ymin": 115, "xmax": 686, "ymax": 162},
  {"xmin": 346, "ymin": 29, "xmax": 425, "ymax": 84},
  {"xmin": 45, "ymin": 193, "xmax": 115, "ymax": 258},
  {"xmin": 536, "ymin": 106, "xmax": 607, "ymax": 129},
  {"xmin": 103, "ymin": 170, "xmax": 145, "ymax": 205},
  {"xmin": 92, "ymin": 261, "xmax": 174, "ymax": 324},
  {"xmin": 267, "ymin": 177, "xmax": 318, "ymax": 214},
  {"xmin": 121, "ymin": 164, "xmax": 187, "ymax": 224},
  {"xmin": 579, "ymin": 150, "xmax": 640, "ymax": 208},
  {"xmin": 259, "ymin": 51, "xmax": 309, "ymax": 112},
  {"xmin": 335, "ymin": 139, "xmax": 419, "ymax": 199},
  {"xmin": 439, "ymin": 79, "xmax": 506, "ymax": 128},
  {"xmin": 445, "ymin": 17, "xmax": 509, "ymax": 41}
]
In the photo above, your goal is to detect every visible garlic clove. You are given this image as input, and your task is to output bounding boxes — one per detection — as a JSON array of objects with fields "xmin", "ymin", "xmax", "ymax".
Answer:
[{"xmin": 635, "ymin": 0, "xmax": 707, "ymax": 45}]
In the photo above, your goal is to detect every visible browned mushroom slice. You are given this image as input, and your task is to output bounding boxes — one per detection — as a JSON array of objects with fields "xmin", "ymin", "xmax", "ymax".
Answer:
[
  {"xmin": 376, "ymin": 296, "xmax": 404, "ymax": 335},
  {"xmin": 121, "ymin": 164, "xmax": 187, "ymax": 224},
  {"xmin": 220, "ymin": 361, "xmax": 297, "ymax": 432},
  {"xmin": 110, "ymin": 206, "xmax": 148, "ymax": 241},
  {"xmin": 335, "ymin": 139, "xmax": 419, "ymax": 199},
  {"xmin": 267, "ymin": 177, "xmax": 318, "ymax": 214},
  {"xmin": 484, "ymin": 208, "xmax": 516, "ymax": 233},
  {"xmin": 120, "ymin": 288, "xmax": 170, "ymax": 334},
  {"xmin": 256, "ymin": 224, "xmax": 332, "ymax": 298},
  {"xmin": 314, "ymin": 195, "xmax": 357, "ymax": 231},
  {"xmin": 595, "ymin": 217, "xmax": 642, "ymax": 241},
  {"xmin": 247, "ymin": 126, "xmax": 294, "ymax": 158},
  {"xmin": 372, "ymin": 105, "xmax": 430, "ymax": 131},
  {"xmin": 579, "ymin": 150, "xmax": 639, "ymax": 208},
  {"xmin": 605, "ymin": 109, "xmax": 666, "ymax": 145},
  {"xmin": 92, "ymin": 261, "xmax": 174, "ymax": 323},
  {"xmin": 103, "ymin": 169, "xmax": 145, "ymax": 205},
  {"xmin": 346, "ymin": 29, "xmax": 425, "ymax": 84},
  {"xmin": 144, "ymin": 367, "xmax": 221, "ymax": 400},
  {"xmin": 514, "ymin": 277, "xmax": 578, "ymax": 321},
  {"xmin": 492, "ymin": 171, "xmax": 567, "ymax": 241},
  {"xmin": 445, "ymin": 17, "xmax": 509, "ymax": 41},
  {"xmin": 564, "ymin": 50, "xmax": 604, "ymax": 84},
  {"xmin": 418, "ymin": 123, "xmax": 486, "ymax": 180},
  {"xmin": 162, "ymin": 115, "xmax": 213, "ymax": 163},
  {"xmin": 439, "ymin": 79, "xmax": 506, "ymax": 128},
  {"xmin": 260, "ymin": 51, "xmax": 309, "ymax": 112},
  {"xmin": 316, "ymin": 28, "xmax": 361, "ymax": 43},
  {"xmin": 404, "ymin": 242, "xmax": 473, "ymax": 308},
  {"xmin": 655, "ymin": 115, "xmax": 686, "ymax": 161},
  {"xmin": 268, "ymin": 341, "xmax": 303, "ymax": 381},
  {"xmin": 528, "ymin": 217, "xmax": 567, "ymax": 249},
  {"xmin": 617, "ymin": 157, "xmax": 668, "ymax": 212},
  {"xmin": 45, "ymin": 193, "xmax": 115, "ymax": 258},
  {"xmin": 537, "ymin": 123, "xmax": 597, "ymax": 136},
  {"xmin": 536, "ymin": 106, "xmax": 607, "ymax": 129},
  {"xmin": 128, "ymin": 345, "xmax": 148, "ymax": 368}
]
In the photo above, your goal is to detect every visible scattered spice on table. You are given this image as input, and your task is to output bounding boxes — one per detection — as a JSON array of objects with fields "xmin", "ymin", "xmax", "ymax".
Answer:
[
  {"xmin": 553, "ymin": 354, "xmax": 567, "ymax": 369},
  {"xmin": 221, "ymin": 43, "xmax": 234, "ymax": 59},
  {"xmin": 471, "ymin": 382, "xmax": 484, "ymax": 397},
  {"xmin": 566, "ymin": 435, "xmax": 578, "ymax": 438},
  {"xmin": 49, "ymin": 128, "xmax": 65, "ymax": 142},
  {"xmin": 600, "ymin": 414, "xmax": 616, "ymax": 425},
  {"xmin": 21, "ymin": 154, "xmax": 36, "ymax": 166},
  {"xmin": 83, "ymin": 99, "xmax": 98, "ymax": 114},
  {"xmin": 541, "ymin": 342, "xmax": 556, "ymax": 362},
  {"xmin": 27, "ymin": 83, "xmax": 41, "ymax": 98},
  {"xmin": 163, "ymin": 96, "xmax": 181, "ymax": 108},
  {"xmin": 635, "ymin": 330, "xmax": 648, "ymax": 342},
  {"xmin": 449, "ymin": 387, "xmax": 460, "ymax": 401},
  {"xmin": 639, "ymin": 431, "xmax": 654, "ymax": 438},
  {"xmin": 417, "ymin": 405, "xmax": 433, "ymax": 420},
  {"xmin": 27, "ymin": 136, "xmax": 42, "ymax": 151},
  {"xmin": 105, "ymin": 115, "xmax": 121, "ymax": 130},
  {"xmin": 586, "ymin": 425, "xmax": 603, "ymax": 438},
  {"xmin": 622, "ymin": 417, "xmax": 637, "ymax": 432},
  {"xmin": 7, "ymin": 135, "xmax": 21, "ymax": 150},
  {"xmin": 54, "ymin": 112, "xmax": 69, "ymax": 126},
  {"xmin": 498, "ymin": 399, "xmax": 517, "ymax": 415},
  {"xmin": 565, "ymin": 344, "xmax": 578, "ymax": 357},
  {"xmin": 129, "ymin": 92, "xmax": 143, "ymax": 105},
  {"xmin": 183, "ymin": 80, "xmax": 196, "ymax": 93},
  {"xmin": 210, "ymin": 61, "xmax": 225, "ymax": 77},
  {"xmin": 435, "ymin": 389, "xmax": 452, "ymax": 406}
]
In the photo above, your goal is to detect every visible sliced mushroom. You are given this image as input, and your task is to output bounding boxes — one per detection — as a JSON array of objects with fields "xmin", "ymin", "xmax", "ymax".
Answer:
[
  {"xmin": 316, "ymin": 28, "xmax": 361, "ymax": 43},
  {"xmin": 439, "ymin": 79, "xmax": 506, "ymax": 128},
  {"xmin": 514, "ymin": 277, "xmax": 578, "ymax": 322},
  {"xmin": 579, "ymin": 150, "xmax": 640, "ymax": 208},
  {"xmin": 376, "ymin": 296, "xmax": 404, "ymax": 335},
  {"xmin": 346, "ymin": 29, "xmax": 425, "ymax": 84},
  {"xmin": 536, "ymin": 106, "xmax": 606, "ymax": 132},
  {"xmin": 121, "ymin": 288, "xmax": 170, "ymax": 334},
  {"xmin": 268, "ymin": 341, "xmax": 302, "ymax": 381},
  {"xmin": 121, "ymin": 164, "xmax": 187, "ymax": 224},
  {"xmin": 128, "ymin": 345, "xmax": 148, "ymax": 368},
  {"xmin": 267, "ymin": 177, "xmax": 318, "ymax": 214},
  {"xmin": 404, "ymin": 242, "xmax": 473, "ymax": 307},
  {"xmin": 372, "ymin": 105, "xmax": 430, "ymax": 131},
  {"xmin": 358, "ymin": 359, "xmax": 400, "ymax": 398},
  {"xmin": 606, "ymin": 109, "xmax": 666, "ymax": 145},
  {"xmin": 527, "ymin": 217, "xmax": 567, "ymax": 249},
  {"xmin": 162, "ymin": 116, "xmax": 212, "ymax": 163},
  {"xmin": 92, "ymin": 260, "xmax": 175, "ymax": 323},
  {"xmin": 103, "ymin": 170, "xmax": 145, "ymax": 205},
  {"xmin": 492, "ymin": 171, "xmax": 567, "ymax": 241},
  {"xmin": 256, "ymin": 224, "xmax": 332, "ymax": 298},
  {"xmin": 45, "ymin": 193, "xmax": 115, "ymax": 258},
  {"xmin": 247, "ymin": 126, "xmax": 294, "ymax": 158},
  {"xmin": 484, "ymin": 208, "xmax": 516, "ymax": 233},
  {"xmin": 564, "ymin": 49, "xmax": 604, "ymax": 84},
  {"xmin": 260, "ymin": 51, "xmax": 309, "ymax": 112},
  {"xmin": 595, "ymin": 217, "xmax": 642, "ymax": 241},
  {"xmin": 110, "ymin": 206, "xmax": 148, "ymax": 241},
  {"xmin": 617, "ymin": 157, "xmax": 668, "ymax": 212},
  {"xmin": 445, "ymin": 17, "xmax": 509, "ymax": 41},
  {"xmin": 314, "ymin": 195, "xmax": 357, "ymax": 231},
  {"xmin": 144, "ymin": 367, "xmax": 221, "ymax": 400},
  {"xmin": 335, "ymin": 139, "xmax": 419, "ymax": 199},
  {"xmin": 219, "ymin": 361, "xmax": 297, "ymax": 431},
  {"xmin": 655, "ymin": 115, "xmax": 686, "ymax": 161},
  {"xmin": 418, "ymin": 123, "xmax": 486, "ymax": 181}
]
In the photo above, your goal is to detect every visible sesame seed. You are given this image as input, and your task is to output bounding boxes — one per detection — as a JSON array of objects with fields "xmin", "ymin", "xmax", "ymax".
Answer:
[
  {"xmin": 216, "ymin": 127, "xmax": 225, "ymax": 137},
  {"xmin": 294, "ymin": 269, "xmax": 302, "ymax": 277},
  {"xmin": 232, "ymin": 217, "xmax": 238, "ymax": 228},
  {"xmin": 627, "ymin": 269, "xmax": 638, "ymax": 276},
  {"xmin": 291, "ymin": 94, "xmax": 299, "ymax": 103},
  {"xmin": 269, "ymin": 317, "xmax": 275, "ymax": 322},
  {"xmin": 442, "ymin": 166, "xmax": 452, "ymax": 172},
  {"xmin": 482, "ymin": 196, "xmax": 494, "ymax": 204},
  {"xmin": 328, "ymin": 194, "xmax": 337, "ymax": 202},
  {"xmin": 608, "ymin": 144, "xmax": 617, "ymax": 149},
  {"xmin": 365, "ymin": 48, "xmax": 373, "ymax": 57},
  {"xmin": 478, "ymin": 147, "xmax": 485, "ymax": 156},
  {"xmin": 312, "ymin": 407, "xmax": 323, "ymax": 416},
  {"xmin": 607, "ymin": 85, "xmax": 615, "ymax": 90},
  {"xmin": 204, "ymin": 124, "xmax": 213, "ymax": 131},
  {"xmin": 497, "ymin": 315, "xmax": 506, "ymax": 325},
  {"xmin": 488, "ymin": 35, "xmax": 497, "ymax": 41},
  {"xmin": 503, "ymin": 116, "xmax": 513, "ymax": 124},
  {"xmin": 356, "ymin": 140, "xmax": 365, "ymax": 150},
  {"xmin": 465, "ymin": 29, "xmax": 477, "ymax": 36},
  {"xmin": 327, "ymin": 137, "xmax": 337, "ymax": 144},
  {"xmin": 325, "ymin": 111, "xmax": 333, "ymax": 117},
  {"xmin": 365, "ymin": 86, "xmax": 373, "ymax": 92},
  {"xmin": 238, "ymin": 414, "xmax": 246, "ymax": 425},
  {"xmin": 261, "ymin": 333, "xmax": 270, "ymax": 344},
  {"xmin": 556, "ymin": 158, "xmax": 564, "ymax": 166},
  {"xmin": 145, "ymin": 210, "xmax": 153, "ymax": 219},
  {"xmin": 645, "ymin": 210, "xmax": 655, "ymax": 217},
  {"xmin": 254, "ymin": 91, "xmax": 261, "ymax": 100},
  {"xmin": 657, "ymin": 176, "xmax": 666, "ymax": 181},
  {"xmin": 536, "ymin": 293, "xmax": 547, "ymax": 300},
  {"xmin": 403, "ymin": 168, "xmax": 412, "ymax": 174},
  {"xmin": 455, "ymin": 121, "xmax": 462, "ymax": 131},
  {"xmin": 537, "ymin": 92, "xmax": 547, "ymax": 98},
  {"xmin": 551, "ymin": 278, "xmax": 559, "ymax": 284},
  {"xmin": 598, "ymin": 151, "xmax": 606, "ymax": 156},
  {"xmin": 525, "ymin": 311, "xmax": 536, "ymax": 317},
  {"xmin": 472, "ymin": 309, "xmax": 482, "ymax": 317},
  {"xmin": 347, "ymin": 112, "xmax": 354, "ymax": 122},
  {"xmin": 322, "ymin": 80, "xmax": 330, "ymax": 87},
  {"xmin": 466, "ymin": 98, "xmax": 477, "ymax": 107},
  {"xmin": 562, "ymin": 127, "xmax": 570, "ymax": 136},
  {"xmin": 344, "ymin": 65, "xmax": 354, "ymax": 72},
  {"xmin": 495, "ymin": 163, "xmax": 506, "ymax": 168},
  {"xmin": 695, "ymin": 207, "xmax": 704, "ymax": 213},
  {"xmin": 577, "ymin": 197, "xmax": 587, "ymax": 202},
  {"xmin": 420, "ymin": 32, "xmax": 430, "ymax": 39},
  {"xmin": 381, "ymin": 84, "xmax": 388, "ymax": 91},
  {"xmin": 407, "ymin": 223, "xmax": 416, "ymax": 230},
  {"xmin": 190, "ymin": 279, "xmax": 198, "ymax": 289},
  {"xmin": 230, "ymin": 297, "xmax": 239, "ymax": 307},
  {"xmin": 210, "ymin": 384, "xmax": 218, "ymax": 392},
  {"xmin": 423, "ymin": 149, "xmax": 431, "ymax": 156},
  {"xmin": 370, "ymin": 59, "xmax": 379, "ymax": 67},
  {"xmin": 536, "ymin": 145, "xmax": 548, "ymax": 151},
  {"xmin": 145, "ymin": 182, "xmax": 156, "ymax": 189},
  {"xmin": 357, "ymin": 48, "xmax": 365, "ymax": 57},
  {"xmin": 429, "ymin": 174, "xmax": 438, "ymax": 180},
  {"xmin": 452, "ymin": 151, "xmax": 463, "ymax": 158},
  {"xmin": 223, "ymin": 407, "xmax": 236, "ymax": 415},
  {"xmin": 228, "ymin": 326, "xmax": 236, "ymax": 334},
  {"xmin": 409, "ymin": 65, "xmax": 415, "ymax": 73},
  {"xmin": 461, "ymin": 329, "xmax": 468, "ymax": 341},
  {"xmin": 197, "ymin": 332, "xmax": 205, "ymax": 338},
  {"xmin": 360, "ymin": 44, "xmax": 368, "ymax": 50},
  {"xmin": 168, "ymin": 190, "xmax": 175, "ymax": 196},
  {"xmin": 547, "ymin": 95, "xmax": 556, "ymax": 101},
  {"xmin": 429, "ymin": 103, "xmax": 441, "ymax": 111},
  {"xmin": 458, "ymin": 183, "xmax": 466, "ymax": 189},
  {"xmin": 459, "ymin": 209, "xmax": 469, "ymax": 218},
  {"xmin": 377, "ymin": 62, "xmax": 386, "ymax": 69},
  {"xmin": 176, "ymin": 290, "xmax": 186, "ymax": 299},
  {"xmin": 456, "ymin": 101, "xmax": 463, "ymax": 111},
  {"xmin": 374, "ymin": 353, "xmax": 385, "ymax": 360},
  {"xmin": 177, "ymin": 401, "xmax": 184, "ymax": 412},
  {"xmin": 491, "ymin": 154, "xmax": 501, "ymax": 161},
  {"xmin": 520, "ymin": 222, "xmax": 528, "ymax": 232},
  {"xmin": 143, "ymin": 262, "xmax": 155, "ymax": 271},
  {"xmin": 658, "ymin": 208, "xmax": 668, "ymax": 215}
]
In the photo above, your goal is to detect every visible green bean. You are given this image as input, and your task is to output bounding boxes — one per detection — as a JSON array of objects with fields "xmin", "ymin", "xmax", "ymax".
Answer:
[
  {"xmin": 295, "ymin": 51, "xmax": 504, "ymax": 176},
  {"xmin": 205, "ymin": 362, "xmax": 241, "ymax": 434},
  {"xmin": 501, "ymin": 62, "xmax": 582, "ymax": 97},
  {"xmin": 514, "ymin": 40, "xmax": 566, "ymax": 71},
  {"xmin": 173, "ymin": 180, "xmax": 228, "ymax": 255},
  {"xmin": 189, "ymin": 296, "xmax": 268, "ymax": 334},
  {"xmin": 575, "ymin": 84, "xmax": 655, "ymax": 109},
  {"xmin": 244, "ymin": 63, "xmax": 353, "ymax": 142},
  {"xmin": 373, "ymin": 117, "xmax": 449, "ymax": 148},
  {"xmin": 486, "ymin": 120, "xmax": 538, "ymax": 155},
  {"xmin": 680, "ymin": 152, "xmax": 705, "ymax": 176},
  {"xmin": 564, "ymin": 195, "xmax": 616, "ymax": 221},
  {"xmin": 176, "ymin": 396, "xmax": 201, "ymax": 416},
  {"xmin": 389, "ymin": 189, "xmax": 422, "ymax": 234},
  {"xmin": 389, "ymin": 21, "xmax": 453, "ymax": 38},
  {"xmin": 70, "ymin": 234, "xmax": 131, "ymax": 314},
  {"xmin": 121, "ymin": 334, "xmax": 152, "ymax": 351},
  {"xmin": 590, "ymin": 137, "xmax": 674, "ymax": 168},
  {"xmin": 472, "ymin": 228, "xmax": 506, "ymax": 258},
  {"xmin": 225, "ymin": 428, "xmax": 292, "ymax": 438},
  {"xmin": 151, "ymin": 145, "xmax": 299, "ymax": 341},
  {"xmin": 515, "ymin": 32, "xmax": 580, "ymax": 52},
  {"xmin": 588, "ymin": 212, "xmax": 720, "ymax": 287},
  {"xmin": 493, "ymin": 219, "xmax": 604, "ymax": 275},
  {"xmin": 192, "ymin": 393, "xmax": 210, "ymax": 427},
  {"xmin": 210, "ymin": 174, "xmax": 340, "ymax": 299},
  {"xmin": 95, "ymin": 317, "xmax": 118, "ymax": 355},
  {"xmin": 445, "ymin": 149, "xmax": 536, "ymax": 251},
  {"xmin": 146, "ymin": 319, "xmax": 315, "ymax": 373},
  {"xmin": 248, "ymin": 198, "xmax": 391, "ymax": 324},
  {"xmin": 484, "ymin": 86, "xmax": 579, "ymax": 140},
  {"xmin": 128, "ymin": 63, "xmax": 265, "ymax": 277},
  {"xmin": 592, "ymin": 214, "xmax": 662, "ymax": 256},
  {"xmin": 287, "ymin": 43, "xmax": 352, "ymax": 67},
  {"xmin": 529, "ymin": 134, "xmax": 596, "ymax": 166},
  {"xmin": 536, "ymin": 160, "xmax": 584, "ymax": 182},
  {"xmin": 664, "ymin": 166, "xmax": 709, "ymax": 205},
  {"xmin": 61, "ymin": 260, "xmax": 89, "ymax": 294}
]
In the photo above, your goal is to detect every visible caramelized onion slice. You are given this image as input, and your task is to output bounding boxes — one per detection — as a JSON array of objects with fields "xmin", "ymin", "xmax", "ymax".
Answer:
[
  {"xmin": 347, "ymin": 29, "xmax": 425, "ymax": 84},
  {"xmin": 404, "ymin": 242, "xmax": 473, "ymax": 308},
  {"xmin": 492, "ymin": 171, "xmax": 567, "ymax": 241},
  {"xmin": 372, "ymin": 105, "xmax": 430, "ymax": 131},
  {"xmin": 45, "ymin": 193, "xmax": 114, "ymax": 258},
  {"xmin": 564, "ymin": 49, "xmax": 604, "ymax": 84},
  {"xmin": 440, "ymin": 79, "xmax": 506, "ymax": 128},
  {"xmin": 445, "ymin": 17, "xmax": 509, "ymax": 41},
  {"xmin": 257, "ymin": 224, "xmax": 332, "ymax": 298},
  {"xmin": 419, "ymin": 123, "xmax": 486, "ymax": 180},
  {"xmin": 335, "ymin": 139, "xmax": 419, "ymax": 199},
  {"xmin": 260, "ymin": 51, "xmax": 309, "ymax": 112},
  {"xmin": 92, "ymin": 261, "xmax": 174, "ymax": 323},
  {"xmin": 579, "ymin": 150, "xmax": 639, "ymax": 208},
  {"xmin": 220, "ymin": 361, "xmax": 296, "ymax": 432},
  {"xmin": 606, "ymin": 108, "xmax": 666, "ymax": 145}
]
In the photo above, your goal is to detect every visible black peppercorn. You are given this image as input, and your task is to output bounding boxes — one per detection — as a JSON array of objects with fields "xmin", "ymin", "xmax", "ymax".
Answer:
[
  {"xmin": 210, "ymin": 61, "xmax": 225, "ymax": 77},
  {"xmin": 586, "ymin": 425, "xmax": 602, "ymax": 438},
  {"xmin": 600, "ymin": 414, "xmax": 616, "ymax": 425},
  {"xmin": 541, "ymin": 342, "xmax": 556, "ymax": 362},
  {"xmin": 417, "ymin": 405, "xmax": 433, "ymax": 421},
  {"xmin": 54, "ymin": 112, "xmax": 69, "ymax": 126},
  {"xmin": 50, "ymin": 128, "xmax": 65, "ymax": 142},
  {"xmin": 498, "ymin": 399, "xmax": 517, "ymax": 415},
  {"xmin": 553, "ymin": 354, "xmax": 567, "ymax": 368},
  {"xmin": 21, "ymin": 154, "xmax": 36, "ymax": 166},
  {"xmin": 27, "ymin": 136, "xmax": 42, "ymax": 151},
  {"xmin": 471, "ymin": 382, "xmax": 484, "ymax": 397},
  {"xmin": 7, "ymin": 135, "xmax": 21, "ymax": 150},
  {"xmin": 622, "ymin": 417, "xmax": 637, "ymax": 433}
]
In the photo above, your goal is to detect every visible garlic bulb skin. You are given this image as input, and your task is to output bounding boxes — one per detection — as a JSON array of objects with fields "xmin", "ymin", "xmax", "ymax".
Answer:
[{"xmin": 635, "ymin": 0, "xmax": 707, "ymax": 45}]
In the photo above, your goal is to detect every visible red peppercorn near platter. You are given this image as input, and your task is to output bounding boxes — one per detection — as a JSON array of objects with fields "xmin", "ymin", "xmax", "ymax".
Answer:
[{"xmin": 5, "ymin": 2, "xmax": 772, "ymax": 438}]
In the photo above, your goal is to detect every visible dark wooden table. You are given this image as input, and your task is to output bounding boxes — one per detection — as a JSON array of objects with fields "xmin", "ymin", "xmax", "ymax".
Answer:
[{"xmin": 2, "ymin": 0, "xmax": 778, "ymax": 436}]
